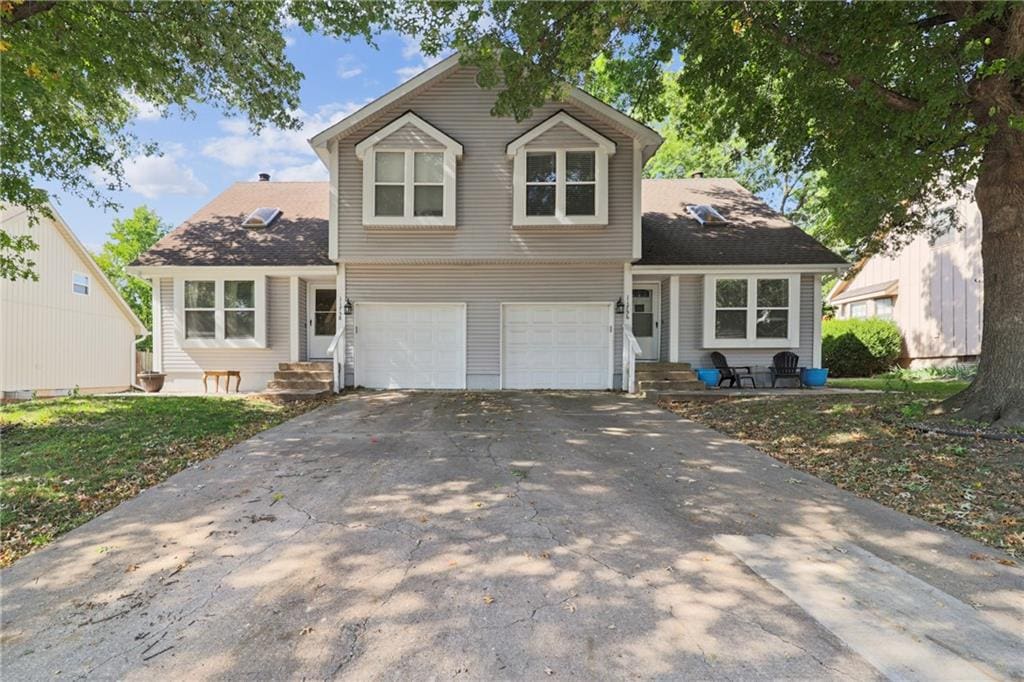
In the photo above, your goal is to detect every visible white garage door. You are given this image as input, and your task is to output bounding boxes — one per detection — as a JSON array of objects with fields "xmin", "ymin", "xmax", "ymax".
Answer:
[
  {"xmin": 355, "ymin": 303, "xmax": 466, "ymax": 389},
  {"xmin": 502, "ymin": 303, "xmax": 612, "ymax": 389}
]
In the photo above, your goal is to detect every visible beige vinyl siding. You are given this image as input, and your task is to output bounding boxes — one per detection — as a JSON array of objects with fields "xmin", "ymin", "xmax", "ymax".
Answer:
[
  {"xmin": 659, "ymin": 277, "xmax": 671, "ymax": 362},
  {"xmin": 344, "ymin": 264, "xmax": 624, "ymax": 388},
  {"xmin": 528, "ymin": 122, "xmax": 602, "ymax": 148},
  {"xmin": 297, "ymin": 278, "xmax": 308, "ymax": 361},
  {"xmin": 335, "ymin": 67, "xmax": 635, "ymax": 263},
  {"xmin": 834, "ymin": 197, "xmax": 982, "ymax": 362},
  {"xmin": 159, "ymin": 276, "xmax": 291, "ymax": 391},
  {"xmin": 0, "ymin": 210, "xmax": 135, "ymax": 394},
  {"xmin": 674, "ymin": 274, "xmax": 816, "ymax": 370},
  {"xmin": 375, "ymin": 123, "xmax": 445, "ymax": 150}
]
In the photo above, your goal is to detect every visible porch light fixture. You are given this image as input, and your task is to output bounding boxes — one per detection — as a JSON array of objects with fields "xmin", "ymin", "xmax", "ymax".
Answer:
[
  {"xmin": 615, "ymin": 297, "xmax": 625, "ymax": 315},
  {"xmin": 343, "ymin": 297, "xmax": 353, "ymax": 315}
]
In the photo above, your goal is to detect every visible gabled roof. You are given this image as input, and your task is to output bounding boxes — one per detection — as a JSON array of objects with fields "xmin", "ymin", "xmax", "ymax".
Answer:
[
  {"xmin": 354, "ymin": 111, "xmax": 463, "ymax": 160},
  {"xmin": 637, "ymin": 179, "xmax": 847, "ymax": 268},
  {"xmin": 505, "ymin": 110, "xmax": 616, "ymax": 157},
  {"xmin": 131, "ymin": 182, "xmax": 330, "ymax": 268},
  {"xmin": 829, "ymin": 279, "xmax": 898, "ymax": 304},
  {"xmin": 308, "ymin": 52, "xmax": 661, "ymax": 163},
  {"xmin": 2, "ymin": 203, "xmax": 146, "ymax": 333}
]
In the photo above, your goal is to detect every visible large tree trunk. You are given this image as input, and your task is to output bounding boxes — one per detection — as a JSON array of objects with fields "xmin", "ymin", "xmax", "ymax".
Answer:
[{"xmin": 941, "ymin": 126, "xmax": 1024, "ymax": 429}]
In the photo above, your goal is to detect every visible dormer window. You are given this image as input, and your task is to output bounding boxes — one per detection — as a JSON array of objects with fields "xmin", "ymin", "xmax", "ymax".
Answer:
[
  {"xmin": 687, "ymin": 204, "xmax": 727, "ymax": 225},
  {"xmin": 242, "ymin": 207, "xmax": 281, "ymax": 228},
  {"xmin": 356, "ymin": 112, "xmax": 463, "ymax": 228},
  {"xmin": 507, "ymin": 111, "xmax": 616, "ymax": 227}
]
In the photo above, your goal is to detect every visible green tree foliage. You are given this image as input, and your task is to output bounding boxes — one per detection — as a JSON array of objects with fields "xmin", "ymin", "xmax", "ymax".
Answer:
[
  {"xmin": 397, "ymin": 1, "xmax": 1023, "ymax": 425},
  {"xmin": 822, "ymin": 319, "xmax": 903, "ymax": 378},
  {"xmin": 0, "ymin": 0, "xmax": 395, "ymax": 278},
  {"xmin": 92, "ymin": 206, "xmax": 169, "ymax": 350}
]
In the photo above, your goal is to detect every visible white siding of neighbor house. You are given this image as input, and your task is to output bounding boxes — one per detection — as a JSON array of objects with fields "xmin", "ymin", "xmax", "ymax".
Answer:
[
  {"xmin": 343, "ymin": 264, "xmax": 624, "ymax": 389},
  {"xmin": 158, "ymin": 276, "xmax": 292, "ymax": 392},
  {"xmin": 334, "ymin": 66, "xmax": 636, "ymax": 262},
  {"xmin": 834, "ymin": 198, "xmax": 982, "ymax": 362},
  {"xmin": 0, "ymin": 209, "xmax": 136, "ymax": 394},
  {"xmin": 674, "ymin": 274, "xmax": 816, "ymax": 372}
]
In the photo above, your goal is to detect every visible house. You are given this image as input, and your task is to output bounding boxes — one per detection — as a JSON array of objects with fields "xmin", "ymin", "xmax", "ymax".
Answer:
[
  {"xmin": 828, "ymin": 194, "xmax": 983, "ymax": 367},
  {"xmin": 1, "ymin": 203, "xmax": 146, "ymax": 399},
  {"xmin": 128, "ymin": 54, "xmax": 845, "ymax": 394}
]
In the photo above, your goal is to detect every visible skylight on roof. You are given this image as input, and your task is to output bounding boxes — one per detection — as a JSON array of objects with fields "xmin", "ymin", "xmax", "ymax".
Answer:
[
  {"xmin": 687, "ymin": 204, "xmax": 727, "ymax": 225},
  {"xmin": 242, "ymin": 207, "xmax": 281, "ymax": 228}
]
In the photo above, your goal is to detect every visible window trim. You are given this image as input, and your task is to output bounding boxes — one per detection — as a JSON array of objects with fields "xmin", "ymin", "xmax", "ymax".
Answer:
[
  {"xmin": 512, "ymin": 147, "xmax": 609, "ymax": 226},
  {"xmin": 175, "ymin": 277, "xmax": 267, "ymax": 348},
  {"xmin": 72, "ymin": 271, "xmax": 90, "ymax": 296},
  {"xmin": 702, "ymin": 274, "xmax": 801, "ymax": 348}
]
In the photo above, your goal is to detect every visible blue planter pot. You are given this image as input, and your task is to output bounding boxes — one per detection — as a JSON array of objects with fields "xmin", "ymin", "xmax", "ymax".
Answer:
[
  {"xmin": 696, "ymin": 368, "xmax": 721, "ymax": 388},
  {"xmin": 801, "ymin": 367, "xmax": 829, "ymax": 388}
]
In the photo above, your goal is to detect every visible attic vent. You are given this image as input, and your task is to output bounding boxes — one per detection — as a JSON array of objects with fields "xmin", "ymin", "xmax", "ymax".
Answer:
[
  {"xmin": 242, "ymin": 207, "xmax": 281, "ymax": 228},
  {"xmin": 687, "ymin": 204, "xmax": 727, "ymax": 225}
]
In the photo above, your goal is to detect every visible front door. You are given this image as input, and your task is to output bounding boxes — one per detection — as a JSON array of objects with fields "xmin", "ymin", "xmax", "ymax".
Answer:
[
  {"xmin": 632, "ymin": 286, "xmax": 660, "ymax": 360},
  {"xmin": 307, "ymin": 285, "xmax": 337, "ymax": 359}
]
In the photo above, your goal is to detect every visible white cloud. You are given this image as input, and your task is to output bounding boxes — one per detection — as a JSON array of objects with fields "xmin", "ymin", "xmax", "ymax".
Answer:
[
  {"xmin": 124, "ymin": 92, "xmax": 162, "ymax": 121},
  {"xmin": 124, "ymin": 154, "xmax": 207, "ymax": 199},
  {"xmin": 201, "ymin": 101, "xmax": 364, "ymax": 171},
  {"xmin": 270, "ymin": 160, "xmax": 328, "ymax": 181},
  {"xmin": 396, "ymin": 36, "xmax": 448, "ymax": 82},
  {"xmin": 336, "ymin": 54, "xmax": 363, "ymax": 80}
]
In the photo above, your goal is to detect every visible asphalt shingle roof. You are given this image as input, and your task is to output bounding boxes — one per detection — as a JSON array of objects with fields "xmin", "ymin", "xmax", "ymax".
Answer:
[
  {"xmin": 132, "ymin": 181, "xmax": 330, "ymax": 267},
  {"xmin": 638, "ymin": 178, "xmax": 846, "ymax": 266}
]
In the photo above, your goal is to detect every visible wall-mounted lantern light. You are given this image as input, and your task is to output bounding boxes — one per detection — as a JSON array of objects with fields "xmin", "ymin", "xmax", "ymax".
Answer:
[
  {"xmin": 343, "ymin": 297, "xmax": 353, "ymax": 315},
  {"xmin": 615, "ymin": 297, "xmax": 625, "ymax": 315}
]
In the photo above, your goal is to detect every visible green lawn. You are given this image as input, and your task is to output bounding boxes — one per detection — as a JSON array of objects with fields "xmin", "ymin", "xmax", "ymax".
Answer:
[
  {"xmin": 0, "ymin": 395, "xmax": 325, "ymax": 566},
  {"xmin": 829, "ymin": 376, "xmax": 970, "ymax": 400}
]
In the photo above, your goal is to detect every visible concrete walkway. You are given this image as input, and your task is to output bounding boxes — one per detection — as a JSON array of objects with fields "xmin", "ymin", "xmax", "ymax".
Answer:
[{"xmin": 2, "ymin": 391, "xmax": 1021, "ymax": 680}]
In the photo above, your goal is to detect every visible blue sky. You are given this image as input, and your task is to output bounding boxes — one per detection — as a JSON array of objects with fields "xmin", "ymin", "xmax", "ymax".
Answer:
[{"xmin": 47, "ymin": 30, "xmax": 446, "ymax": 251}]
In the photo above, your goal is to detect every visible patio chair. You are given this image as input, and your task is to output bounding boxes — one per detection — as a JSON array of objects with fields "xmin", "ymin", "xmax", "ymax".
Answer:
[
  {"xmin": 710, "ymin": 352, "xmax": 756, "ymax": 388},
  {"xmin": 770, "ymin": 351, "xmax": 802, "ymax": 388}
]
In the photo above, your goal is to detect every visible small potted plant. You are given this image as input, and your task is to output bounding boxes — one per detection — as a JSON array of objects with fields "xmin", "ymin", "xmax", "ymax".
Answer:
[
  {"xmin": 695, "ymin": 368, "xmax": 721, "ymax": 388},
  {"xmin": 137, "ymin": 371, "xmax": 166, "ymax": 393}
]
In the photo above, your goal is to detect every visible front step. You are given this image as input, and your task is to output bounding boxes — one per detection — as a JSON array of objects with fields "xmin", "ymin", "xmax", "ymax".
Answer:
[
  {"xmin": 273, "ymin": 369, "xmax": 334, "ymax": 382},
  {"xmin": 638, "ymin": 379, "xmax": 707, "ymax": 392},
  {"xmin": 636, "ymin": 369, "xmax": 701, "ymax": 381},
  {"xmin": 266, "ymin": 379, "xmax": 332, "ymax": 391},
  {"xmin": 262, "ymin": 361, "xmax": 336, "ymax": 401},
  {"xmin": 637, "ymin": 362, "xmax": 693, "ymax": 372},
  {"xmin": 278, "ymin": 361, "xmax": 332, "ymax": 372}
]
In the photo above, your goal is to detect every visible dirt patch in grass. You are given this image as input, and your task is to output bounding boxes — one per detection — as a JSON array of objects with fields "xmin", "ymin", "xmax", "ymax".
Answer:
[
  {"xmin": 1, "ymin": 395, "xmax": 329, "ymax": 566},
  {"xmin": 662, "ymin": 394, "xmax": 1023, "ymax": 559}
]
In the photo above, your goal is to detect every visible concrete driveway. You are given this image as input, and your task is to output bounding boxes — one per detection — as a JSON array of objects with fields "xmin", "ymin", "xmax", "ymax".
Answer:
[{"xmin": 2, "ymin": 392, "xmax": 1021, "ymax": 680}]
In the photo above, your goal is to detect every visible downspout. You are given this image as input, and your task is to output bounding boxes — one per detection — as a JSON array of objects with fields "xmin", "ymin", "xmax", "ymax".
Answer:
[{"xmin": 131, "ymin": 331, "xmax": 152, "ymax": 390}]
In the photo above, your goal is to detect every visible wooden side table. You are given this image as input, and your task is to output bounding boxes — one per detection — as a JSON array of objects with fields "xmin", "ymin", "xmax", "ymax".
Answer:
[{"xmin": 202, "ymin": 370, "xmax": 241, "ymax": 393}]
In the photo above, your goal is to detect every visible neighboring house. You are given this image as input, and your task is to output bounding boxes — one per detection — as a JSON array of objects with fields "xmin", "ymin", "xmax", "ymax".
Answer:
[
  {"xmin": 828, "ymin": 195, "xmax": 983, "ymax": 367},
  {"xmin": 128, "ymin": 54, "xmax": 845, "ymax": 393},
  {"xmin": 1, "ymin": 204, "xmax": 146, "ymax": 399}
]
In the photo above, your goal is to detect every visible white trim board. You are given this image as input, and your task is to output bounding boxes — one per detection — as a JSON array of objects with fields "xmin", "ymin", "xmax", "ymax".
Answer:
[{"xmin": 633, "ymin": 264, "xmax": 848, "ymax": 275}]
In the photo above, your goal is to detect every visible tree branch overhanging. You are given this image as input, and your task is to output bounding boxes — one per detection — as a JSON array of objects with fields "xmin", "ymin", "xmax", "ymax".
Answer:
[{"xmin": 1, "ymin": 1, "xmax": 57, "ymax": 27}]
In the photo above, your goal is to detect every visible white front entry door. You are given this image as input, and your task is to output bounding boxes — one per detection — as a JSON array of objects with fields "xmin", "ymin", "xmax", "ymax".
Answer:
[
  {"xmin": 632, "ymin": 286, "xmax": 660, "ymax": 360},
  {"xmin": 354, "ymin": 303, "xmax": 466, "ymax": 389},
  {"xmin": 307, "ymin": 285, "xmax": 336, "ymax": 359},
  {"xmin": 502, "ymin": 303, "xmax": 612, "ymax": 389}
]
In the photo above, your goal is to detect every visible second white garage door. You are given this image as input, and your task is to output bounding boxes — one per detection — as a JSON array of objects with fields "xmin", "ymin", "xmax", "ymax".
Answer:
[
  {"xmin": 355, "ymin": 303, "xmax": 466, "ymax": 389},
  {"xmin": 502, "ymin": 303, "xmax": 613, "ymax": 389}
]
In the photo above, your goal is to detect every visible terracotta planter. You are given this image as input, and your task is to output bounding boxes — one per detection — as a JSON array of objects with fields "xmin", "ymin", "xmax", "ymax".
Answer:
[{"xmin": 137, "ymin": 372, "xmax": 165, "ymax": 393}]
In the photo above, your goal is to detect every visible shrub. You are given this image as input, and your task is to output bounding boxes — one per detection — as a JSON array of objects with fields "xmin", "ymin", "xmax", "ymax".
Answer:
[{"xmin": 822, "ymin": 318, "xmax": 902, "ymax": 377}]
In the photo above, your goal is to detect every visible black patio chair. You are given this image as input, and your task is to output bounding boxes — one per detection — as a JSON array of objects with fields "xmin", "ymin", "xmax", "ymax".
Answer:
[
  {"xmin": 710, "ymin": 351, "xmax": 756, "ymax": 388},
  {"xmin": 770, "ymin": 351, "xmax": 802, "ymax": 388}
]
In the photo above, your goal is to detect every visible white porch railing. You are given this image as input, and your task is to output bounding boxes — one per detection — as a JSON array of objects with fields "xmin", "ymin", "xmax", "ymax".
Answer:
[
  {"xmin": 326, "ymin": 327, "xmax": 345, "ymax": 393},
  {"xmin": 623, "ymin": 325, "xmax": 642, "ymax": 393}
]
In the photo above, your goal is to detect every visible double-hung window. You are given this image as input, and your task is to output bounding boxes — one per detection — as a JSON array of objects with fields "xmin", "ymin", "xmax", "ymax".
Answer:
[
  {"xmin": 356, "ymin": 112, "xmax": 462, "ymax": 227},
  {"xmin": 703, "ymin": 275, "xmax": 801, "ymax": 348},
  {"xmin": 178, "ymin": 277, "xmax": 266, "ymax": 347},
  {"xmin": 72, "ymin": 271, "xmax": 90, "ymax": 295}
]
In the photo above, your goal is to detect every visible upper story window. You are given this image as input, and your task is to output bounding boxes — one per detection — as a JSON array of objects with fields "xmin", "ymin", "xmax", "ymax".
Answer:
[
  {"xmin": 702, "ymin": 274, "xmax": 801, "ymax": 348},
  {"xmin": 72, "ymin": 271, "xmax": 90, "ymax": 295},
  {"xmin": 507, "ymin": 111, "xmax": 616, "ymax": 227},
  {"xmin": 177, "ymin": 277, "xmax": 267, "ymax": 348},
  {"xmin": 355, "ymin": 112, "xmax": 463, "ymax": 228}
]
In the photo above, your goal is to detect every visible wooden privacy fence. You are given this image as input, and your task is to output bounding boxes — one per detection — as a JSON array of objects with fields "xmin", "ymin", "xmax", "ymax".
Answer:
[{"xmin": 135, "ymin": 351, "xmax": 153, "ymax": 373}]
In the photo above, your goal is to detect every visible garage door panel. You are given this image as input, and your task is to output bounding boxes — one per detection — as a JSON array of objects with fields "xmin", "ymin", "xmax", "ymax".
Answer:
[
  {"xmin": 356, "ymin": 304, "xmax": 465, "ymax": 389},
  {"xmin": 502, "ymin": 303, "xmax": 611, "ymax": 390}
]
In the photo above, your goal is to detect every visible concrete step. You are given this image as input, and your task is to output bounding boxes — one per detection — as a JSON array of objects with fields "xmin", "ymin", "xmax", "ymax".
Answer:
[
  {"xmin": 262, "ymin": 388, "xmax": 332, "ymax": 403},
  {"xmin": 636, "ymin": 370, "xmax": 700, "ymax": 381},
  {"xmin": 278, "ymin": 361, "xmax": 332, "ymax": 372},
  {"xmin": 638, "ymin": 379, "xmax": 707, "ymax": 392},
  {"xmin": 266, "ymin": 379, "xmax": 332, "ymax": 391},
  {"xmin": 637, "ymin": 362, "xmax": 692, "ymax": 371},
  {"xmin": 273, "ymin": 369, "xmax": 334, "ymax": 382}
]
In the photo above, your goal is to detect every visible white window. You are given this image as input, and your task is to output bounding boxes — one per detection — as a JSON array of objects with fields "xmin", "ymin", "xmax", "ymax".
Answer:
[
  {"xmin": 508, "ymin": 111, "xmax": 615, "ymax": 227},
  {"xmin": 355, "ymin": 112, "xmax": 462, "ymax": 227},
  {"xmin": 176, "ymin": 277, "xmax": 267, "ymax": 348},
  {"xmin": 72, "ymin": 271, "xmax": 90, "ymax": 295},
  {"xmin": 874, "ymin": 297, "xmax": 894, "ymax": 319},
  {"xmin": 849, "ymin": 301, "xmax": 869, "ymax": 318},
  {"xmin": 702, "ymin": 275, "xmax": 801, "ymax": 348}
]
